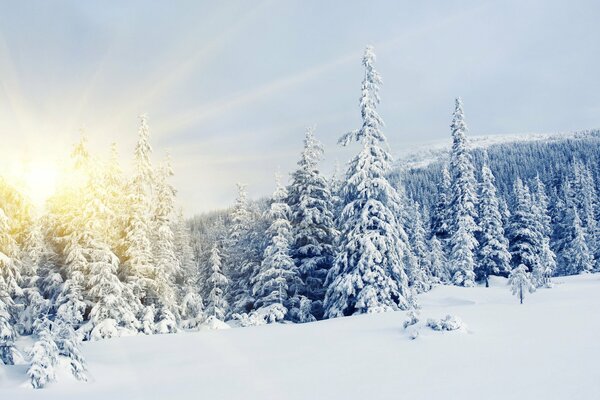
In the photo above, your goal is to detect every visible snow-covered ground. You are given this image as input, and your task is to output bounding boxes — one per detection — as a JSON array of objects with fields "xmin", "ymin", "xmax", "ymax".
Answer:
[{"xmin": 2, "ymin": 274, "xmax": 599, "ymax": 399}]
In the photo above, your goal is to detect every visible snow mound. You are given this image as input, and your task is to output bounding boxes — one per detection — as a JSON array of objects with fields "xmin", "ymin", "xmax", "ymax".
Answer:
[{"xmin": 199, "ymin": 316, "xmax": 230, "ymax": 331}]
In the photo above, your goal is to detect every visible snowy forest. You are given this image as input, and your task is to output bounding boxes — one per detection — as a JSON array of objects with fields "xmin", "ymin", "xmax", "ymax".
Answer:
[{"xmin": 1, "ymin": 46, "xmax": 599, "ymax": 389}]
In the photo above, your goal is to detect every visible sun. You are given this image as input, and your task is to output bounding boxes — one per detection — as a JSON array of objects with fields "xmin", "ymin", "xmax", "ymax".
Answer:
[{"xmin": 22, "ymin": 162, "xmax": 60, "ymax": 208}]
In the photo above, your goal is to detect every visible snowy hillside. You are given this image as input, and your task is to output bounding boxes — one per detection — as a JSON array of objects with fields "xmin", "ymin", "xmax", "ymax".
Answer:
[
  {"xmin": 2, "ymin": 274, "xmax": 599, "ymax": 400},
  {"xmin": 396, "ymin": 129, "xmax": 599, "ymax": 169}
]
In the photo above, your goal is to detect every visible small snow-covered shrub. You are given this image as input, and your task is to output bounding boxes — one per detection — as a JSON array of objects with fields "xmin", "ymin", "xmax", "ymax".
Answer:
[
  {"xmin": 296, "ymin": 297, "xmax": 316, "ymax": 323},
  {"xmin": 181, "ymin": 316, "xmax": 205, "ymax": 330},
  {"xmin": 255, "ymin": 303, "xmax": 287, "ymax": 324},
  {"xmin": 403, "ymin": 310, "xmax": 419, "ymax": 329},
  {"xmin": 232, "ymin": 312, "xmax": 266, "ymax": 327},
  {"xmin": 427, "ymin": 315, "xmax": 465, "ymax": 331},
  {"xmin": 86, "ymin": 318, "xmax": 135, "ymax": 340},
  {"xmin": 155, "ymin": 309, "xmax": 178, "ymax": 334},
  {"xmin": 201, "ymin": 316, "xmax": 230, "ymax": 331},
  {"xmin": 441, "ymin": 315, "xmax": 463, "ymax": 331},
  {"xmin": 141, "ymin": 305, "xmax": 156, "ymax": 334},
  {"xmin": 181, "ymin": 292, "xmax": 204, "ymax": 323}
]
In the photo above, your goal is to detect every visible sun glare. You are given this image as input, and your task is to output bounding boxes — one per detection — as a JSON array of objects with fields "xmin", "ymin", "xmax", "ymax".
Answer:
[{"xmin": 21, "ymin": 162, "xmax": 60, "ymax": 209}]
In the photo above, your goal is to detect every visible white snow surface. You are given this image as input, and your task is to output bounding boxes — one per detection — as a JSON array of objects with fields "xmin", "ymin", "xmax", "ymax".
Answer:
[{"xmin": 2, "ymin": 274, "xmax": 599, "ymax": 399}]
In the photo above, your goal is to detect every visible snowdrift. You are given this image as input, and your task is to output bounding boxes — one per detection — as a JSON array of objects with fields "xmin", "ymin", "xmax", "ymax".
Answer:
[{"xmin": 2, "ymin": 274, "xmax": 599, "ymax": 400}]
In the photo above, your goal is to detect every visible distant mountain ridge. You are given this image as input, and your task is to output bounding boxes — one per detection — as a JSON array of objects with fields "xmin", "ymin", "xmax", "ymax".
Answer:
[
  {"xmin": 392, "ymin": 128, "xmax": 600, "ymax": 213},
  {"xmin": 395, "ymin": 129, "xmax": 600, "ymax": 170}
]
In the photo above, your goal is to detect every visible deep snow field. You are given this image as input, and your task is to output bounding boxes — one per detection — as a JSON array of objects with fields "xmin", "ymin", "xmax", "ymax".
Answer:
[{"xmin": 2, "ymin": 274, "xmax": 599, "ymax": 400}]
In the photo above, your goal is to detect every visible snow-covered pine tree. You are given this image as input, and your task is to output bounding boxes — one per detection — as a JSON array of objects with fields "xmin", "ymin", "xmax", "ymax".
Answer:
[
  {"xmin": 566, "ymin": 161, "xmax": 599, "ymax": 265},
  {"xmin": 121, "ymin": 115, "xmax": 156, "ymax": 313},
  {"xmin": 476, "ymin": 161, "xmax": 511, "ymax": 286},
  {"xmin": 206, "ymin": 243, "xmax": 229, "ymax": 321},
  {"xmin": 180, "ymin": 290, "xmax": 204, "ymax": 329},
  {"xmin": 498, "ymin": 197, "xmax": 511, "ymax": 229},
  {"xmin": 151, "ymin": 156, "xmax": 180, "ymax": 332},
  {"xmin": 287, "ymin": 127, "xmax": 337, "ymax": 319},
  {"xmin": 84, "ymin": 163, "xmax": 139, "ymax": 339},
  {"xmin": 428, "ymin": 236, "xmax": 449, "ymax": 283},
  {"xmin": 102, "ymin": 143, "xmax": 128, "ymax": 247},
  {"xmin": 27, "ymin": 318, "xmax": 59, "ymax": 389},
  {"xmin": 448, "ymin": 98, "xmax": 479, "ymax": 287},
  {"xmin": 174, "ymin": 208, "xmax": 197, "ymax": 289},
  {"xmin": 407, "ymin": 203, "xmax": 432, "ymax": 293},
  {"xmin": 431, "ymin": 165, "xmax": 452, "ymax": 242},
  {"xmin": 324, "ymin": 46, "xmax": 413, "ymax": 317},
  {"xmin": 17, "ymin": 221, "xmax": 52, "ymax": 335},
  {"xmin": 225, "ymin": 184, "xmax": 260, "ymax": 315},
  {"xmin": 55, "ymin": 271, "xmax": 86, "ymax": 329},
  {"xmin": 508, "ymin": 264, "xmax": 535, "ymax": 304},
  {"xmin": 0, "ymin": 207, "xmax": 22, "ymax": 299},
  {"xmin": 561, "ymin": 207, "xmax": 594, "ymax": 275},
  {"xmin": 0, "ymin": 275, "xmax": 16, "ymax": 365},
  {"xmin": 531, "ymin": 175, "xmax": 556, "ymax": 286},
  {"xmin": 141, "ymin": 304, "xmax": 156, "ymax": 335},
  {"xmin": 252, "ymin": 176, "xmax": 299, "ymax": 321},
  {"xmin": 507, "ymin": 178, "xmax": 543, "ymax": 280},
  {"xmin": 87, "ymin": 245, "xmax": 138, "ymax": 339},
  {"xmin": 224, "ymin": 184, "xmax": 249, "ymax": 308},
  {"xmin": 134, "ymin": 114, "xmax": 154, "ymax": 191},
  {"xmin": 329, "ymin": 160, "xmax": 344, "ymax": 225},
  {"xmin": 176, "ymin": 211, "xmax": 204, "ymax": 328},
  {"xmin": 53, "ymin": 318, "xmax": 87, "ymax": 381}
]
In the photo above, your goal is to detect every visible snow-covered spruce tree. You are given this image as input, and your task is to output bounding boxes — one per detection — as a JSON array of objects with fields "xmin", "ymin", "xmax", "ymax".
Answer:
[
  {"xmin": 84, "ymin": 165, "xmax": 139, "ymax": 339},
  {"xmin": 86, "ymin": 245, "xmax": 137, "ymax": 339},
  {"xmin": 180, "ymin": 290, "xmax": 204, "ymax": 329},
  {"xmin": 287, "ymin": 127, "xmax": 337, "ymax": 319},
  {"xmin": 224, "ymin": 184, "xmax": 261, "ymax": 315},
  {"xmin": 121, "ymin": 115, "xmax": 155, "ymax": 312},
  {"xmin": 17, "ymin": 221, "xmax": 52, "ymax": 335},
  {"xmin": 508, "ymin": 264, "xmax": 535, "ymax": 304},
  {"xmin": 324, "ymin": 46, "xmax": 413, "ymax": 317},
  {"xmin": 176, "ymin": 211, "xmax": 204, "ymax": 328},
  {"xmin": 329, "ymin": 160, "xmax": 344, "ymax": 225},
  {"xmin": 476, "ymin": 161, "xmax": 511, "ymax": 286},
  {"xmin": 206, "ymin": 243, "xmax": 229, "ymax": 321},
  {"xmin": 151, "ymin": 157, "xmax": 180, "ymax": 333},
  {"xmin": 428, "ymin": 236, "xmax": 449, "ymax": 283},
  {"xmin": 561, "ymin": 207, "xmax": 594, "ymax": 275},
  {"xmin": 507, "ymin": 178, "xmax": 543, "ymax": 280},
  {"xmin": 431, "ymin": 164, "xmax": 452, "ymax": 243},
  {"xmin": 27, "ymin": 319, "xmax": 59, "ymax": 389},
  {"xmin": 54, "ymin": 274, "xmax": 86, "ymax": 378},
  {"xmin": 55, "ymin": 271, "xmax": 86, "ymax": 329},
  {"xmin": 407, "ymin": 203, "xmax": 432, "ymax": 293},
  {"xmin": 498, "ymin": 197, "xmax": 511, "ymax": 230},
  {"xmin": 224, "ymin": 184, "xmax": 249, "ymax": 309},
  {"xmin": 134, "ymin": 114, "xmax": 154, "ymax": 191},
  {"xmin": 0, "ymin": 207, "xmax": 22, "ymax": 299},
  {"xmin": 447, "ymin": 98, "xmax": 479, "ymax": 287},
  {"xmin": 531, "ymin": 175, "xmax": 556, "ymax": 286},
  {"xmin": 0, "ymin": 275, "xmax": 16, "ymax": 365},
  {"xmin": 174, "ymin": 208, "xmax": 197, "ymax": 289},
  {"xmin": 102, "ymin": 143, "xmax": 129, "ymax": 247},
  {"xmin": 52, "ymin": 271, "xmax": 86, "ymax": 378},
  {"xmin": 141, "ymin": 304, "xmax": 156, "ymax": 334},
  {"xmin": 566, "ymin": 161, "xmax": 599, "ymax": 264},
  {"xmin": 252, "ymin": 177, "xmax": 300, "ymax": 321}
]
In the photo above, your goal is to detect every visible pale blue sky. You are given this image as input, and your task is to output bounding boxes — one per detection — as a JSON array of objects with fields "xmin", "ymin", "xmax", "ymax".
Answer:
[{"xmin": 0, "ymin": 0, "xmax": 599, "ymax": 213}]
